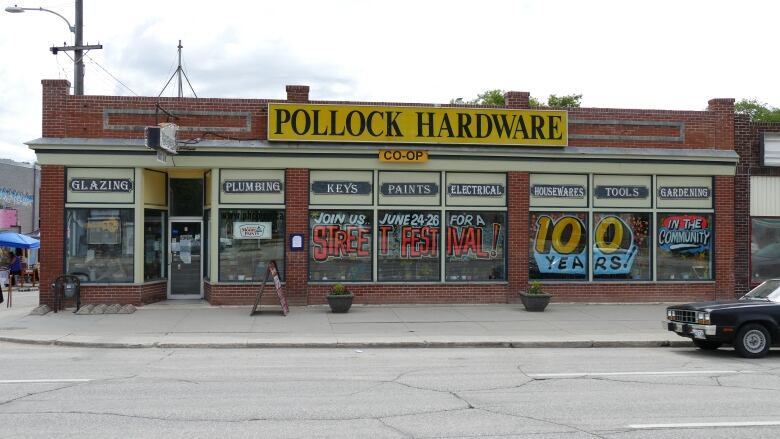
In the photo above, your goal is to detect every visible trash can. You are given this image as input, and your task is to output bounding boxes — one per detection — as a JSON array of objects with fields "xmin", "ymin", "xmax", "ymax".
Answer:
[{"xmin": 52, "ymin": 275, "xmax": 81, "ymax": 313}]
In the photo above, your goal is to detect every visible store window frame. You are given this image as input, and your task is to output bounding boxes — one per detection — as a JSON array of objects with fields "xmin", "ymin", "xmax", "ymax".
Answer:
[
  {"xmin": 749, "ymin": 216, "xmax": 780, "ymax": 284},
  {"xmin": 309, "ymin": 209, "xmax": 374, "ymax": 282},
  {"xmin": 656, "ymin": 211, "xmax": 714, "ymax": 282},
  {"xmin": 143, "ymin": 209, "xmax": 167, "ymax": 282},
  {"xmin": 308, "ymin": 170, "xmax": 508, "ymax": 284},
  {"xmin": 217, "ymin": 208, "xmax": 286, "ymax": 283},
  {"xmin": 64, "ymin": 207, "xmax": 135, "ymax": 284},
  {"xmin": 529, "ymin": 174, "xmax": 715, "ymax": 283}
]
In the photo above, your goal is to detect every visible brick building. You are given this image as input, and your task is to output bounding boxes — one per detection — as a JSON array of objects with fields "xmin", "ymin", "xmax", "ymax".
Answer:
[
  {"xmin": 31, "ymin": 79, "xmax": 739, "ymax": 308},
  {"xmin": 734, "ymin": 117, "xmax": 780, "ymax": 295}
]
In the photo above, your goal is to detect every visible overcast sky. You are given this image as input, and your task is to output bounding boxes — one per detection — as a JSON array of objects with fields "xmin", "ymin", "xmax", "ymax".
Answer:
[{"xmin": 0, "ymin": 0, "xmax": 777, "ymax": 163}]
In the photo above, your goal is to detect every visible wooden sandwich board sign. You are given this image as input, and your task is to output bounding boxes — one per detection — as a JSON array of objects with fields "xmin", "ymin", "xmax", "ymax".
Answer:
[{"xmin": 250, "ymin": 261, "xmax": 289, "ymax": 316}]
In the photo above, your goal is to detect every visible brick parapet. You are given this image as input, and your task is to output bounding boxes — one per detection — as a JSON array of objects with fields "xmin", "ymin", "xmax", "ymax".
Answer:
[{"xmin": 38, "ymin": 80, "xmax": 733, "ymax": 152}]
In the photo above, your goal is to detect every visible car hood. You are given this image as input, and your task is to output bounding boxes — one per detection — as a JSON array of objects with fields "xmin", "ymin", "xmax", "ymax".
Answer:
[{"xmin": 670, "ymin": 299, "xmax": 777, "ymax": 312}]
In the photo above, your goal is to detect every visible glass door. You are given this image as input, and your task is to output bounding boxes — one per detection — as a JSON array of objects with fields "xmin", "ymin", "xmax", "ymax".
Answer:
[{"xmin": 169, "ymin": 219, "xmax": 202, "ymax": 298}]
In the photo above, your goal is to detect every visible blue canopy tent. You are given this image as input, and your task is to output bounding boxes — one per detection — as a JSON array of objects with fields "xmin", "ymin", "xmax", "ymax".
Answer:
[{"xmin": 0, "ymin": 232, "xmax": 40, "ymax": 249}]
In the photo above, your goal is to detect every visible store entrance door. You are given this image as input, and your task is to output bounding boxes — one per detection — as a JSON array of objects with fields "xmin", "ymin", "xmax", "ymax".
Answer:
[{"xmin": 169, "ymin": 219, "xmax": 202, "ymax": 299}]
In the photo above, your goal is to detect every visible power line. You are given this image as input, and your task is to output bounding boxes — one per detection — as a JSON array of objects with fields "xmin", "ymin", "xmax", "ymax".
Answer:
[{"xmin": 84, "ymin": 53, "xmax": 138, "ymax": 96}]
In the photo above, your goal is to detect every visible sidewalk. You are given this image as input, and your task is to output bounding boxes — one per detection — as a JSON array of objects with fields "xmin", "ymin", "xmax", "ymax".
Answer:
[{"xmin": 0, "ymin": 289, "xmax": 691, "ymax": 348}]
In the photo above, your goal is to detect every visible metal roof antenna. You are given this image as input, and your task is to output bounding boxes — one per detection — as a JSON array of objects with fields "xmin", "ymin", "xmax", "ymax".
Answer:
[{"xmin": 158, "ymin": 40, "xmax": 197, "ymax": 98}]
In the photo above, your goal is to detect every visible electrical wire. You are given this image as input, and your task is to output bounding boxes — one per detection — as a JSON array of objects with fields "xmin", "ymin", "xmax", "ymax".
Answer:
[{"xmin": 84, "ymin": 53, "xmax": 139, "ymax": 96}]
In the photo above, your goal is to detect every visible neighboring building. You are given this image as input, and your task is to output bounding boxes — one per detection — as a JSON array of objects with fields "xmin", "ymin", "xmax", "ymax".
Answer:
[
  {"xmin": 0, "ymin": 158, "xmax": 40, "ymax": 234},
  {"xmin": 734, "ymin": 118, "xmax": 780, "ymax": 295},
  {"xmin": 31, "ymin": 79, "xmax": 738, "ymax": 308}
]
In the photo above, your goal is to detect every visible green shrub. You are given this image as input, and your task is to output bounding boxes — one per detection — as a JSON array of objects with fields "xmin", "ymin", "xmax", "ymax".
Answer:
[
  {"xmin": 528, "ymin": 281, "xmax": 545, "ymax": 295},
  {"xmin": 331, "ymin": 283, "xmax": 349, "ymax": 295}
]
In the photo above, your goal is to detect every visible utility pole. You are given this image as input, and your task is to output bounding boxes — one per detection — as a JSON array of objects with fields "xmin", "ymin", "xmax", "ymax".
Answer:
[
  {"xmin": 48, "ymin": 0, "xmax": 102, "ymax": 95},
  {"xmin": 5, "ymin": 1, "xmax": 102, "ymax": 95},
  {"xmin": 74, "ymin": 0, "xmax": 83, "ymax": 95}
]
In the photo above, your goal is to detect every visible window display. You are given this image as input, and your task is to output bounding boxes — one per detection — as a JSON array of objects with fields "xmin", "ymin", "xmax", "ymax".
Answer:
[
  {"xmin": 65, "ymin": 208, "xmax": 134, "ymax": 283},
  {"xmin": 751, "ymin": 218, "xmax": 780, "ymax": 280},
  {"xmin": 144, "ymin": 210, "xmax": 166, "ymax": 281},
  {"xmin": 657, "ymin": 213, "xmax": 712, "ymax": 280},
  {"xmin": 529, "ymin": 211, "xmax": 588, "ymax": 280},
  {"xmin": 309, "ymin": 210, "xmax": 373, "ymax": 281},
  {"xmin": 592, "ymin": 212, "xmax": 651, "ymax": 280},
  {"xmin": 219, "ymin": 209, "xmax": 284, "ymax": 282},
  {"xmin": 445, "ymin": 211, "xmax": 506, "ymax": 281},
  {"xmin": 378, "ymin": 210, "xmax": 440, "ymax": 281}
]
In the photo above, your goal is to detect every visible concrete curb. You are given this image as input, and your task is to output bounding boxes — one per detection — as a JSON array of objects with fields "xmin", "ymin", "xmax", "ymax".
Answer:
[{"xmin": 0, "ymin": 336, "xmax": 695, "ymax": 349}]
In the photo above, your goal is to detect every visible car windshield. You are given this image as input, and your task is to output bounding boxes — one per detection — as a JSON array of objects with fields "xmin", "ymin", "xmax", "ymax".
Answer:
[{"xmin": 743, "ymin": 279, "xmax": 780, "ymax": 301}]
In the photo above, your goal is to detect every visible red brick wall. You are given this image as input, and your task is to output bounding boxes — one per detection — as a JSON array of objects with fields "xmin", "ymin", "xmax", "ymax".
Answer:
[
  {"xmin": 284, "ymin": 169, "xmax": 309, "ymax": 305},
  {"xmin": 40, "ymin": 80, "xmax": 731, "ymax": 152},
  {"xmin": 714, "ymin": 176, "xmax": 735, "ymax": 300},
  {"xmin": 734, "ymin": 121, "xmax": 780, "ymax": 294},
  {"xmin": 507, "ymin": 172, "xmax": 529, "ymax": 300},
  {"xmin": 538, "ymin": 282, "xmax": 715, "ymax": 302},
  {"xmin": 308, "ymin": 284, "xmax": 508, "ymax": 304},
  {"xmin": 39, "ymin": 165, "xmax": 65, "ymax": 307}
]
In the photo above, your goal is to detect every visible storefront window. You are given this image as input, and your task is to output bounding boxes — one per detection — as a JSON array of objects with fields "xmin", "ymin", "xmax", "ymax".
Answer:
[
  {"xmin": 378, "ymin": 210, "xmax": 441, "ymax": 282},
  {"xmin": 446, "ymin": 211, "xmax": 506, "ymax": 281},
  {"xmin": 309, "ymin": 210, "xmax": 372, "ymax": 281},
  {"xmin": 219, "ymin": 209, "xmax": 284, "ymax": 282},
  {"xmin": 203, "ymin": 209, "xmax": 210, "ymax": 280},
  {"xmin": 529, "ymin": 211, "xmax": 588, "ymax": 280},
  {"xmin": 144, "ymin": 209, "xmax": 166, "ymax": 281},
  {"xmin": 65, "ymin": 208, "xmax": 134, "ymax": 283},
  {"xmin": 657, "ymin": 213, "xmax": 712, "ymax": 281},
  {"xmin": 751, "ymin": 218, "xmax": 780, "ymax": 280},
  {"xmin": 592, "ymin": 212, "xmax": 651, "ymax": 280}
]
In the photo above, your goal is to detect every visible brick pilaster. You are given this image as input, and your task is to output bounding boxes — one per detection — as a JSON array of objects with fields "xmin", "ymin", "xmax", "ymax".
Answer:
[
  {"xmin": 714, "ymin": 175, "xmax": 735, "ymax": 300},
  {"xmin": 507, "ymin": 172, "xmax": 529, "ymax": 300},
  {"xmin": 39, "ymin": 165, "xmax": 65, "ymax": 307},
  {"xmin": 285, "ymin": 168, "xmax": 309, "ymax": 305}
]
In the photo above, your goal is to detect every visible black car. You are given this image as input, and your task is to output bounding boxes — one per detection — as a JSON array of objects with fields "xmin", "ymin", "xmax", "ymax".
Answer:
[{"xmin": 665, "ymin": 279, "xmax": 780, "ymax": 358}]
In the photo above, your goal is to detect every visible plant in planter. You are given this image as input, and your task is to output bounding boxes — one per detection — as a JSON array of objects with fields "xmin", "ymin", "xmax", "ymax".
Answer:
[
  {"xmin": 326, "ymin": 283, "xmax": 354, "ymax": 313},
  {"xmin": 520, "ymin": 281, "xmax": 552, "ymax": 312}
]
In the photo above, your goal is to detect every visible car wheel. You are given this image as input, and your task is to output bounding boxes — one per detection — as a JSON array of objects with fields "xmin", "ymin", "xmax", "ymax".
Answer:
[
  {"xmin": 734, "ymin": 324, "xmax": 771, "ymax": 358},
  {"xmin": 693, "ymin": 339, "xmax": 722, "ymax": 350}
]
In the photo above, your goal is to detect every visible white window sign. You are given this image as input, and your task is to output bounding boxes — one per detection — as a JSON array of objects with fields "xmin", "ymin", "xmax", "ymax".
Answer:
[{"xmin": 233, "ymin": 222, "xmax": 272, "ymax": 239}]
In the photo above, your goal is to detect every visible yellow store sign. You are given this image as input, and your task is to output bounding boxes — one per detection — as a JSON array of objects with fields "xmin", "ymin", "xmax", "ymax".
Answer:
[
  {"xmin": 268, "ymin": 103, "xmax": 567, "ymax": 146},
  {"xmin": 379, "ymin": 150, "xmax": 428, "ymax": 162}
]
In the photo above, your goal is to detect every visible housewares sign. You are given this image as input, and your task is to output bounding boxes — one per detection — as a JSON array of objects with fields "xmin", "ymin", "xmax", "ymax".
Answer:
[{"xmin": 269, "ymin": 103, "xmax": 567, "ymax": 146}]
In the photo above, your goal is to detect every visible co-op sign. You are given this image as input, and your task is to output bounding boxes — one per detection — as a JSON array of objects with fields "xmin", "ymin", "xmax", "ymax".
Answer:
[{"xmin": 267, "ymin": 103, "xmax": 567, "ymax": 146}]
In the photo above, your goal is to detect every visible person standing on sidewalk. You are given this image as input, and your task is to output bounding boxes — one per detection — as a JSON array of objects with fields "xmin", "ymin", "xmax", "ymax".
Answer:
[{"xmin": 9, "ymin": 249, "xmax": 23, "ymax": 286}]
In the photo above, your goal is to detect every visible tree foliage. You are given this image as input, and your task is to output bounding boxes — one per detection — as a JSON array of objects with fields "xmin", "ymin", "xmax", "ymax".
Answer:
[
  {"xmin": 452, "ymin": 90, "xmax": 582, "ymax": 108},
  {"xmin": 735, "ymin": 99, "xmax": 780, "ymax": 122}
]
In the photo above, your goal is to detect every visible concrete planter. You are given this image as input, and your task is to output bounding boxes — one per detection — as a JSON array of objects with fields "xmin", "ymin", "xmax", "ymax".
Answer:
[
  {"xmin": 326, "ymin": 293, "xmax": 354, "ymax": 313},
  {"xmin": 520, "ymin": 292, "xmax": 551, "ymax": 312}
]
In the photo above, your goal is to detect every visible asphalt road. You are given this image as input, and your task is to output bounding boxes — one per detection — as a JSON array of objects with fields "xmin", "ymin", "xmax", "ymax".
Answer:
[{"xmin": 1, "ymin": 344, "xmax": 780, "ymax": 438}]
